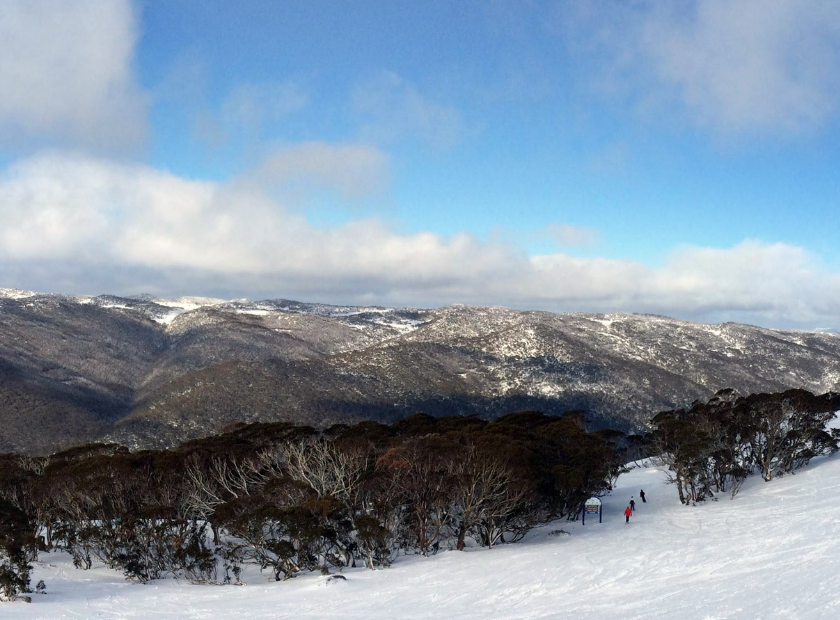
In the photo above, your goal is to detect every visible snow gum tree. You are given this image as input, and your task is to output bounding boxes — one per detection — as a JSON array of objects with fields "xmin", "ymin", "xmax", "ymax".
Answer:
[
  {"xmin": 737, "ymin": 390, "xmax": 838, "ymax": 482},
  {"xmin": 0, "ymin": 412, "xmax": 625, "ymax": 587},
  {"xmin": 652, "ymin": 389, "xmax": 839, "ymax": 503},
  {"xmin": 376, "ymin": 436, "xmax": 459, "ymax": 555},
  {"xmin": 0, "ymin": 498, "xmax": 36, "ymax": 601}
]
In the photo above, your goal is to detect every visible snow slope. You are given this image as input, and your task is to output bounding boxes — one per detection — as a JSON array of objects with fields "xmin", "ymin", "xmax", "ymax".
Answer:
[{"xmin": 7, "ymin": 454, "xmax": 840, "ymax": 619}]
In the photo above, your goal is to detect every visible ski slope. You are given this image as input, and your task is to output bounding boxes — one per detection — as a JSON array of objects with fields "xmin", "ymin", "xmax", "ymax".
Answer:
[{"xmin": 7, "ymin": 454, "xmax": 840, "ymax": 619}]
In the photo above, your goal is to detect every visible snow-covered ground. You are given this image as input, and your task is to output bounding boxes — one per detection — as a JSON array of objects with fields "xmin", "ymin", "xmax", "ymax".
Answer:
[{"xmin": 7, "ymin": 454, "xmax": 840, "ymax": 619}]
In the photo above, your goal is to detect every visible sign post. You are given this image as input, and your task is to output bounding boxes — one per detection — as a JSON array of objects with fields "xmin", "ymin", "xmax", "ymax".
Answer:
[{"xmin": 582, "ymin": 497, "xmax": 602, "ymax": 525}]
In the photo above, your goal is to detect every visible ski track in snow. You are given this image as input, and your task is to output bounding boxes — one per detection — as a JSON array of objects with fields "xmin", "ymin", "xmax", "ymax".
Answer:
[{"xmin": 7, "ymin": 456, "xmax": 840, "ymax": 619}]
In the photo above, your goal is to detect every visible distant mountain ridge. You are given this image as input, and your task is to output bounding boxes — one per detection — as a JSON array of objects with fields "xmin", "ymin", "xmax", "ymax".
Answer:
[{"xmin": 2, "ymin": 288, "xmax": 840, "ymax": 454}]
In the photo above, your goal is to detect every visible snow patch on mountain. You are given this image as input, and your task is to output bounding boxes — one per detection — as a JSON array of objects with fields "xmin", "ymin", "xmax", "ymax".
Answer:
[
  {"xmin": 0, "ymin": 287, "xmax": 37, "ymax": 300},
  {"xmin": 5, "ymin": 286, "xmax": 840, "ymax": 452}
]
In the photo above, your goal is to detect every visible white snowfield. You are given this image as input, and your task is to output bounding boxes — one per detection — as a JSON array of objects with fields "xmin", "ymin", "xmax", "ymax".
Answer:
[{"xmin": 7, "ymin": 454, "xmax": 840, "ymax": 619}]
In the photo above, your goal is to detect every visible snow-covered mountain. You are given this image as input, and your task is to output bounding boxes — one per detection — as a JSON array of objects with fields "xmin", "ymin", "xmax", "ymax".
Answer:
[
  {"xmin": 7, "ymin": 451, "xmax": 840, "ymax": 619},
  {"xmin": 2, "ymin": 289, "xmax": 840, "ymax": 453}
]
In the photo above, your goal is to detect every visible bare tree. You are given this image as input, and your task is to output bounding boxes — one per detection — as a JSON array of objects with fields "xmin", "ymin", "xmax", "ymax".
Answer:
[
  {"xmin": 284, "ymin": 439, "xmax": 369, "ymax": 506},
  {"xmin": 377, "ymin": 438, "xmax": 457, "ymax": 555},
  {"xmin": 449, "ymin": 443, "xmax": 527, "ymax": 550}
]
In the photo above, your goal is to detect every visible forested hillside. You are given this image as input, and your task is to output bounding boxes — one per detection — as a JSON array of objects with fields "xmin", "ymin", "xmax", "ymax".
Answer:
[{"xmin": 3, "ymin": 290, "xmax": 840, "ymax": 453}]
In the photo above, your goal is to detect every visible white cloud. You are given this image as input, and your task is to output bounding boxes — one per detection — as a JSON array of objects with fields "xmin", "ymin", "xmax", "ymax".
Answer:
[
  {"xmin": 1, "ymin": 151, "xmax": 839, "ymax": 329},
  {"xmin": 250, "ymin": 142, "xmax": 390, "ymax": 200},
  {"xmin": 562, "ymin": 0, "xmax": 840, "ymax": 135},
  {"xmin": 156, "ymin": 53, "xmax": 309, "ymax": 148},
  {"xmin": 221, "ymin": 82, "xmax": 308, "ymax": 130},
  {"xmin": 528, "ymin": 241, "xmax": 839, "ymax": 326},
  {"xmin": 189, "ymin": 81, "xmax": 309, "ymax": 147},
  {"xmin": 545, "ymin": 223, "xmax": 601, "ymax": 247},
  {"xmin": 0, "ymin": 0, "xmax": 148, "ymax": 150},
  {"xmin": 353, "ymin": 72, "xmax": 463, "ymax": 149}
]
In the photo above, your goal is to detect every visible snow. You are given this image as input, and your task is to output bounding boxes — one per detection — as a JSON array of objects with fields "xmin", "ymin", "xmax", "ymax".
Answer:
[
  {"xmin": 0, "ymin": 288, "xmax": 37, "ymax": 300},
  {"xmin": 147, "ymin": 297, "xmax": 228, "ymax": 324},
  {"xmin": 153, "ymin": 297, "xmax": 228, "ymax": 310},
  {"xmin": 155, "ymin": 310, "xmax": 184, "ymax": 325},
  {"xmin": 367, "ymin": 317, "xmax": 425, "ymax": 334},
  {"xmin": 8, "ymin": 453, "xmax": 840, "ymax": 619}
]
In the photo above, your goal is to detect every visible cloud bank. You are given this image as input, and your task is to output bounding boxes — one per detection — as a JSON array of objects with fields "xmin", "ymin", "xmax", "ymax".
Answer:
[
  {"xmin": 1, "ymin": 151, "xmax": 838, "ymax": 329},
  {"xmin": 0, "ymin": 0, "xmax": 148, "ymax": 150},
  {"xmin": 0, "ymin": 2, "xmax": 837, "ymax": 330}
]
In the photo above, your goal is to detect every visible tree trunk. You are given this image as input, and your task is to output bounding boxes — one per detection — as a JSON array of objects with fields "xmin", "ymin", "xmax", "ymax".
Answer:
[{"xmin": 456, "ymin": 521, "xmax": 468, "ymax": 551}]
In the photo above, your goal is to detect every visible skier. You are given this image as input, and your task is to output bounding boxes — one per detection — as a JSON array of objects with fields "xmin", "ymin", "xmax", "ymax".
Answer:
[
  {"xmin": 630, "ymin": 497, "xmax": 636, "ymax": 512},
  {"xmin": 624, "ymin": 505, "xmax": 632, "ymax": 524},
  {"xmin": 640, "ymin": 489, "xmax": 646, "ymax": 503}
]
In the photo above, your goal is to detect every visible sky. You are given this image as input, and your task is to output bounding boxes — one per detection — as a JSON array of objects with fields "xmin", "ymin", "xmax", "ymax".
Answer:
[{"xmin": 2, "ymin": 0, "xmax": 840, "ymax": 329}]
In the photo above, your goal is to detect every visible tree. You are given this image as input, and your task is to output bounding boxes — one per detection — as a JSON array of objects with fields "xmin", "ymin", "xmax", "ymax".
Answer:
[
  {"xmin": 376, "ymin": 436, "xmax": 458, "ymax": 555},
  {"xmin": 448, "ymin": 439, "xmax": 528, "ymax": 550},
  {"xmin": 0, "ymin": 498, "xmax": 36, "ymax": 601}
]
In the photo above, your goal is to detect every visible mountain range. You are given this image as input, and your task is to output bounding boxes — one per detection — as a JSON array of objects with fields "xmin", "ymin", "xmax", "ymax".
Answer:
[{"xmin": 2, "ymin": 287, "xmax": 840, "ymax": 454}]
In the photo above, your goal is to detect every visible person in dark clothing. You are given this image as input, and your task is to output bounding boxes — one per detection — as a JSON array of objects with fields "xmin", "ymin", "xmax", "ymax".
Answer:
[
  {"xmin": 640, "ymin": 489, "xmax": 646, "ymax": 503},
  {"xmin": 624, "ymin": 506, "xmax": 632, "ymax": 523},
  {"xmin": 629, "ymin": 498, "xmax": 636, "ymax": 512}
]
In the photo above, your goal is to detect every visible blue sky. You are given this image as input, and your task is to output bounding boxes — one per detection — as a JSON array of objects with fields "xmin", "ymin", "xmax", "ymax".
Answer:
[
  {"xmin": 137, "ymin": 0, "xmax": 840, "ymax": 258},
  {"xmin": 1, "ymin": 0, "xmax": 840, "ymax": 328}
]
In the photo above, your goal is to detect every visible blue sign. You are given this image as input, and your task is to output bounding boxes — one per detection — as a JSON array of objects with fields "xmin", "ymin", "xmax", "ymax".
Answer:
[{"xmin": 582, "ymin": 497, "xmax": 602, "ymax": 525}]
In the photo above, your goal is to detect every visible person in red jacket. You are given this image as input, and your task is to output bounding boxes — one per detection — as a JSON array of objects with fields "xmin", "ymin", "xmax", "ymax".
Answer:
[{"xmin": 624, "ymin": 505, "xmax": 632, "ymax": 523}]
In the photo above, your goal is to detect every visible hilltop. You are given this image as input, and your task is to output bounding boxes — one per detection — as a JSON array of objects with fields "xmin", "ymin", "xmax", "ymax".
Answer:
[{"xmin": 3, "ymin": 289, "xmax": 840, "ymax": 452}]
